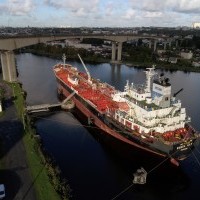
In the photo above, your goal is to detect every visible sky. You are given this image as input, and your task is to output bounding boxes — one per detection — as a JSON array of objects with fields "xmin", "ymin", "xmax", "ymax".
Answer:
[{"xmin": 0, "ymin": 0, "xmax": 200, "ymax": 27}]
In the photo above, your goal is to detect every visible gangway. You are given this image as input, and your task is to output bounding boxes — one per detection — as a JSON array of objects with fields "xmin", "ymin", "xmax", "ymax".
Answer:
[
  {"xmin": 25, "ymin": 103, "xmax": 61, "ymax": 113},
  {"xmin": 62, "ymin": 91, "xmax": 76, "ymax": 104},
  {"xmin": 25, "ymin": 91, "xmax": 76, "ymax": 114}
]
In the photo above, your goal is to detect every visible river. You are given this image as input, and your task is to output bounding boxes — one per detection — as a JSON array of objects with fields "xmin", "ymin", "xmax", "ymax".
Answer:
[{"xmin": 16, "ymin": 53, "xmax": 200, "ymax": 200}]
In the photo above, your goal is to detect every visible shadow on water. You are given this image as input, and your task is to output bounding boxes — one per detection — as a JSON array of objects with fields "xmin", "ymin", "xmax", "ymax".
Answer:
[
  {"xmin": 71, "ymin": 109, "xmax": 190, "ymax": 200},
  {"xmin": 97, "ymin": 132, "xmax": 190, "ymax": 200}
]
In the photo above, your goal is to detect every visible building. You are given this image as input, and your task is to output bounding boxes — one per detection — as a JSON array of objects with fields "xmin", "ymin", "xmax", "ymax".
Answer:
[
  {"xmin": 180, "ymin": 51, "xmax": 193, "ymax": 59},
  {"xmin": 192, "ymin": 61, "xmax": 200, "ymax": 67},
  {"xmin": 192, "ymin": 22, "xmax": 200, "ymax": 28}
]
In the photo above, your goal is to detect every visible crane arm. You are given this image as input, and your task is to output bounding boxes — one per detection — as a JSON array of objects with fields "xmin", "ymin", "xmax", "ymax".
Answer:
[
  {"xmin": 173, "ymin": 88, "xmax": 183, "ymax": 97},
  {"xmin": 78, "ymin": 54, "xmax": 91, "ymax": 82}
]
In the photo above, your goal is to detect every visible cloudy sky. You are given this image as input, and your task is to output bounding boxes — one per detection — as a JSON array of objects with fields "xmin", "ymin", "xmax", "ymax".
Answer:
[{"xmin": 0, "ymin": 0, "xmax": 200, "ymax": 27}]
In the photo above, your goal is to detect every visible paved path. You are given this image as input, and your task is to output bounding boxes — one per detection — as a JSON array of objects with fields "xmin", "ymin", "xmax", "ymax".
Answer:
[{"xmin": 0, "ymin": 80, "xmax": 37, "ymax": 200}]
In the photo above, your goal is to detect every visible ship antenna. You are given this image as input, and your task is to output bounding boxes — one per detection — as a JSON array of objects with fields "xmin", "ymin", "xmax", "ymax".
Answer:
[
  {"xmin": 78, "ymin": 54, "xmax": 92, "ymax": 84},
  {"xmin": 62, "ymin": 53, "xmax": 66, "ymax": 68}
]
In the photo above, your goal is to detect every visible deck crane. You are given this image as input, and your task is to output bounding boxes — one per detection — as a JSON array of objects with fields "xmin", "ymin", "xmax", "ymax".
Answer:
[
  {"xmin": 173, "ymin": 88, "xmax": 183, "ymax": 97},
  {"xmin": 78, "ymin": 54, "xmax": 92, "ymax": 84}
]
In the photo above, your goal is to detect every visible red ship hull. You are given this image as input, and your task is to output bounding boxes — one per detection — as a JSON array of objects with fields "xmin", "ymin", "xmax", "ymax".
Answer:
[
  {"xmin": 54, "ymin": 63, "xmax": 198, "ymax": 166},
  {"xmin": 57, "ymin": 82, "xmax": 167, "ymax": 158}
]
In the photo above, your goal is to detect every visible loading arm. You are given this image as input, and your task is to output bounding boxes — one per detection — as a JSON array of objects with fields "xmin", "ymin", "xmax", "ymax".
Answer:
[
  {"xmin": 78, "ymin": 54, "xmax": 91, "ymax": 83},
  {"xmin": 62, "ymin": 91, "xmax": 76, "ymax": 104},
  {"xmin": 173, "ymin": 88, "xmax": 183, "ymax": 97}
]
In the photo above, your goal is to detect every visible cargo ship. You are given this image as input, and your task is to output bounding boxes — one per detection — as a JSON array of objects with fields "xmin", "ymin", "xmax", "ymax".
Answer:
[{"xmin": 53, "ymin": 54, "xmax": 199, "ymax": 166}]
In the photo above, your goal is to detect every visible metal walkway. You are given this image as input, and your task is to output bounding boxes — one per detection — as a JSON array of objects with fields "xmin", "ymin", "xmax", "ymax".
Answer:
[
  {"xmin": 25, "ymin": 91, "xmax": 76, "ymax": 114},
  {"xmin": 25, "ymin": 103, "xmax": 61, "ymax": 113}
]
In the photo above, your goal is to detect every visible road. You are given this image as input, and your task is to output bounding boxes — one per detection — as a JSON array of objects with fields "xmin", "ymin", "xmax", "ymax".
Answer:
[{"xmin": 0, "ymin": 80, "xmax": 37, "ymax": 200}]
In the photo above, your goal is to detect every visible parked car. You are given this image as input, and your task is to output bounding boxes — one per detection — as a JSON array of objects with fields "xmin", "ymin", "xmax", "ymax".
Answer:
[{"xmin": 0, "ymin": 184, "xmax": 5, "ymax": 199}]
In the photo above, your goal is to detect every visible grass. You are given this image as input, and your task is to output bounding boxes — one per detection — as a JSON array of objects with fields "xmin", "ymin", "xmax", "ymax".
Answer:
[
  {"xmin": 11, "ymin": 83, "xmax": 24, "ymax": 117},
  {"xmin": 11, "ymin": 82, "xmax": 62, "ymax": 200},
  {"xmin": 0, "ymin": 111, "xmax": 4, "ymax": 118},
  {"xmin": 23, "ymin": 129, "xmax": 61, "ymax": 200}
]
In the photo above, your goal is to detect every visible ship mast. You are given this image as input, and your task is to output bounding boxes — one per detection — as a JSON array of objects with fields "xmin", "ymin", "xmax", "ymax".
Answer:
[
  {"xmin": 62, "ymin": 53, "xmax": 66, "ymax": 68},
  {"xmin": 78, "ymin": 54, "xmax": 92, "ymax": 84},
  {"xmin": 145, "ymin": 65, "xmax": 156, "ymax": 93}
]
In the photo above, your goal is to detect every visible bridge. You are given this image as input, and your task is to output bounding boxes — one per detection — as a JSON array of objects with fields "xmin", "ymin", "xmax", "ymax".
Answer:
[{"xmin": 0, "ymin": 34, "xmax": 171, "ymax": 82}]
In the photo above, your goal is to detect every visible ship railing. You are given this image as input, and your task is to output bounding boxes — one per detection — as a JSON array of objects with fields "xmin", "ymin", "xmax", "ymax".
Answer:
[
  {"xmin": 114, "ymin": 110, "xmax": 182, "ymax": 133},
  {"xmin": 125, "ymin": 95, "xmax": 160, "ymax": 111},
  {"xmin": 171, "ymin": 99, "xmax": 181, "ymax": 105},
  {"xmin": 156, "ymin": 134, "xmax": 182, "ymax": 145}
]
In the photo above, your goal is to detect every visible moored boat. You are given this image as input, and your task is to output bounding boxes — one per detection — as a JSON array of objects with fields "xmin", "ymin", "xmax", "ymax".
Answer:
[{"xmin": 53, "ymin": 54, "xmax": 199, "ymax": 166}]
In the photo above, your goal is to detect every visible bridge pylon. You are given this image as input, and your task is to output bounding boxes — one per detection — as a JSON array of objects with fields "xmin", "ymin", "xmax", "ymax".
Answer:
[
  {"xmin": 0, "ymin": 50, "xmax": 17, "ymax": 82},
  {"xmin": 111, "ymin": 41, "xmax": 122, "ymax": 63}
]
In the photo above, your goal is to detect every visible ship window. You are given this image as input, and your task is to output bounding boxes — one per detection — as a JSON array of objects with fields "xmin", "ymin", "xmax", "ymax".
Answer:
[{"xmin": 165, "ymin": 97, "xmax": 168, "ymax": 101}]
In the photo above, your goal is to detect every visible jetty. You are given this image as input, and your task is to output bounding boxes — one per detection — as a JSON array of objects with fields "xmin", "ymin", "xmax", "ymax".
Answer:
[
  {"xmin": 25, "ymin": 103, "xmax": 61, "ymax": 113},
  {"xmin": 25, "ymin": 91, "xmax": 76, "ymax": 114}
]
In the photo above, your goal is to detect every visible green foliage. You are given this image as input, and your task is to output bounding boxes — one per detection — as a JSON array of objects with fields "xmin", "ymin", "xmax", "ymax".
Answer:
[
  {"xmin": 26, "ymin": 43, "xmax": 90, "ymax": 60},
  {"xmin": 81, "ymin": 38, "xmax": 104, "ymax": 45},
  {"xmin": 38, "ymin": 146, "xmax": 72, "ymax": 200},
  {"xmin": 22, "ymin": 40, "xmax": 200, "ymax": 73},
  {"xmin": 0, "ymin": 87, "xmax": 4, "ymax": 100},
  {"xmin": 125, "ymin": 46, "xmax": 153, "ymax": 62},
  {"xmin": 193, "ymin": 36, "xmax": 200, "ymax": 49},
  {"xmin": 24, "ymin": 43, "xmax": 109, "ymax": 63},
  {"xmin": 178, "ymin": 36, "xmax": 200, "ymax": 49}
]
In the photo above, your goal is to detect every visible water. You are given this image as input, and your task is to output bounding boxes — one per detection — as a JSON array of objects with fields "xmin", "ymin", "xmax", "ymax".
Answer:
[{"xmin": 16, "ymin": 53, "xmax": 200, "ymax": 200}]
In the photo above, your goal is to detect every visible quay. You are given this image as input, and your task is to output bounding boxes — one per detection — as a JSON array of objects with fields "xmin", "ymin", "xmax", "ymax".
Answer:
[{"xmin": 25, "ymin": 103, "xmax": 62, "ymax": 113}]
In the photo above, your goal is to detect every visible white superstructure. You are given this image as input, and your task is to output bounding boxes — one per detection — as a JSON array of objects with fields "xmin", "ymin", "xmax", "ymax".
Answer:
[
  {"xmin": 111, "ymin": 67, "xmax": 190, "ymax": 135},
  {"xmin": 193, "ymin": 22, "xmax": 200, "ymax": 28}
]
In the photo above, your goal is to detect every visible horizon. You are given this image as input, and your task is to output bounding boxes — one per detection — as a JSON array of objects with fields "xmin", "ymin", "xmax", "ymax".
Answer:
[
  {"xmin": 0, "ymin": 25, "xmax": 197, "ymax": 29},
  {"xmin": 0, "ymin": 0, "xmax": 200, "ymax": 28}
]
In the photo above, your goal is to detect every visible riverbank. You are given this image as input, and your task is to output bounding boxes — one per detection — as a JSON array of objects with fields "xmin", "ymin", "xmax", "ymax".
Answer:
[
  {"xmin": 14, "ymin": 82, "xmax": 72, "ymax": 200},
  {"xmin": 0, "ymin": 80, "xmax": 37, "ymax": 200},
  {"xmin": 1, "ymin": 81, "xmax": 71, "ymax": 200},
  {"xmin": 18, "ymin": 48, "xmax": 200, "ymax": 73}
]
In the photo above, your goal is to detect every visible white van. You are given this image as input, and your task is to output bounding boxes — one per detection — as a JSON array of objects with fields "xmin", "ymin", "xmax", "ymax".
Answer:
[{"xmin": 0, "ymin": 184, "xmax": 5, "ymax": 199}]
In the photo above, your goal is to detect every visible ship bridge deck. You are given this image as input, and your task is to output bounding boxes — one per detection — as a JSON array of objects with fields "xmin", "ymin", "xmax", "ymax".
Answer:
[{"xmin": 125, "ymin": 95, "xmax": 160, "ymax": 111}]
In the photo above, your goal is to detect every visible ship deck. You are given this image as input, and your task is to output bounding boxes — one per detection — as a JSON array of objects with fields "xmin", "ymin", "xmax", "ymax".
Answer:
[
  {"xmin": 54, "ymin": 64, "xmax": 129, "ymax": 113},
  {"xmin": 54, "ymin": 64, "xmax": 198, "ymax": 145}
]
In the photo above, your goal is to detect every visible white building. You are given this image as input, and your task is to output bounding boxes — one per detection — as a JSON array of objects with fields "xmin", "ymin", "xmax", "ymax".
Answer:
[
  {"xmin": 192, "ymin": 61, "xmax": 200, "ymax": 67},
  {"xmin": 193, "ymin": 22, "xmax": 200, "ymax": 28},
  {"xmin": 180, "ymin": 51, "xmax": 193, "ymax": 59}
]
